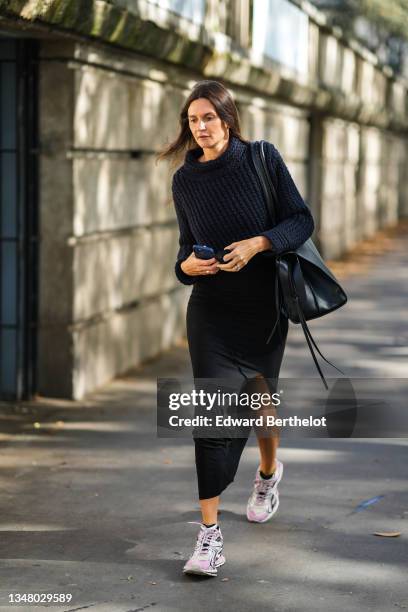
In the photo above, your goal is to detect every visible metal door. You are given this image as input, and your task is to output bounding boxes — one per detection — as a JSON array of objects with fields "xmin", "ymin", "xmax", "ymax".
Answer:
[{"xmin": 0, "ymin": 37, "xmax": 38, "ymax": 400}]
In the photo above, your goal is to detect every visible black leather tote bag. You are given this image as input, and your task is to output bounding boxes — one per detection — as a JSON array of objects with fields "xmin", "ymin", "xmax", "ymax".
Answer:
[{"xmin": 250, "ymin": 140, "xmax": 348, "ymax": 388}]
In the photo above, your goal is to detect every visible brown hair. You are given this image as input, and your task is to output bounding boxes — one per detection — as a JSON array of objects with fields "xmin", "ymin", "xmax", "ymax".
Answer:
[{"xmin": 156, "ymin": 79, "xmax": 248, "ymax": 169}]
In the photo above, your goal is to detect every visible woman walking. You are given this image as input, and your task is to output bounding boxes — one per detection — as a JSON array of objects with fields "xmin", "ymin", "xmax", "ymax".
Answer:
[{"xmin": 158, "ymin": 80, "xmax": 314, "ymax": 577}]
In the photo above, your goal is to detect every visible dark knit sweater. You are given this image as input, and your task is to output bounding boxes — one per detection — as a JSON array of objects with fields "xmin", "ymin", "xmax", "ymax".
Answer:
[{"xmin": 172, "ymin": 135, "xmax": 315, "ymax": 285}]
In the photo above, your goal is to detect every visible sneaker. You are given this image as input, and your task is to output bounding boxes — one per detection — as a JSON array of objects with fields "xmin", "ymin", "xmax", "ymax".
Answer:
[
  {"xmin": 246, "ymin": 460, "xmax": 283, "ymax": 523},
  {"xmin": 183, "ymin": 522, "xmax": 226, "ymax": 576}
]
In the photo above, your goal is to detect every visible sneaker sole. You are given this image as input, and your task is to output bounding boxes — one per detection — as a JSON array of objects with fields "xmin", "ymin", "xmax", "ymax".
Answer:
[{"xmin": 183, "ymin": 554, "xmax": 226, "ymax": 577}]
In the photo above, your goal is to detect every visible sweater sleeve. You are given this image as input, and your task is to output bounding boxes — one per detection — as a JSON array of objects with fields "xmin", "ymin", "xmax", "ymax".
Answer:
[
  {"xmin": 259, "ymin": 143, "xmax": 315, "ymax": 255},
  {"xmin": 172, "ymin": 175, "xmax": 197, "ymax": 285}
]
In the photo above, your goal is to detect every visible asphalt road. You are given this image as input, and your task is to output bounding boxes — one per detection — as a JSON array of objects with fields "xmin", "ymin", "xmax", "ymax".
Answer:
[{"xmin": 0, "ymin": 232, "xmax": 407, "ymax": 612}]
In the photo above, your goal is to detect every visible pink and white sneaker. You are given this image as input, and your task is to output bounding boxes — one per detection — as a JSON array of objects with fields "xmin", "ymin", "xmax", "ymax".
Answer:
[
  {"xmin": 246, "ymin": 460, "xmax": 283, "ymax": 523},
  {"xmin": 183, "ymin": 522, "xmax": 226, "ymax": 576}
]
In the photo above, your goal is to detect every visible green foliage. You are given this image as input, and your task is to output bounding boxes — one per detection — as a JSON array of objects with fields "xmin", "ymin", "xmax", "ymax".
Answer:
[
  {"xmin": 312, "ymin": 0, "xmax": 408, "ymax": 73},
  {"xmin": 359, "ymin": 0, "xmax": 408, "ymax": 39}
]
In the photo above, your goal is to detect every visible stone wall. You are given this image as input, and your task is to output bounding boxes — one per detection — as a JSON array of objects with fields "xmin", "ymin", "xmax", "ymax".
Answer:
[
  {"xmin": 37, "ymin": 41, "xmax": 194, "ymax": 398},
  {"xmin": 1, "ymin": 0, "xmax": 407, "ymax": 398}
]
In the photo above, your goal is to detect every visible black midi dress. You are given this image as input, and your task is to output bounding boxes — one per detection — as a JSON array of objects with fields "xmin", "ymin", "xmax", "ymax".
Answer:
[
  {"xmin": 187, "ymin": 254, "xmax": 288, "ymax": 500},
  {"xmin": 172, "ymin": 135, "xmax": 314, "ymax": 500}
]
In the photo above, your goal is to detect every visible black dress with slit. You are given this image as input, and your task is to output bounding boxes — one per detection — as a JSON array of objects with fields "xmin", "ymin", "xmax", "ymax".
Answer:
[
  {"xmin": 187, "ymin": 254, "xmax": 288, "ymax": 499},
  {"xmin": 172, "ymin": 135, "xmax": 314, "ymax": 500}
]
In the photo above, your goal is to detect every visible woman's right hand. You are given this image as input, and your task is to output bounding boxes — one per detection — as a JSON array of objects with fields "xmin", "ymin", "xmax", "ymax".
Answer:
[{"xmin": 180, "ymin": 253, "xmax": 220, "ymax": 277}]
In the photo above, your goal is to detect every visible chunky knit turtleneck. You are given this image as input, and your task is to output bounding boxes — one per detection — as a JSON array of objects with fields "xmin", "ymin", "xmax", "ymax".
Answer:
[{"xmin": 172, "ymin": 135, "xmax": 314, "ymax": 285}]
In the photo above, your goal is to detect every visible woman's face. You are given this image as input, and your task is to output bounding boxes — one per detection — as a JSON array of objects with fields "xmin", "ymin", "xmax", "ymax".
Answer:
[{"xmin": 187, "ymin": 98, "xmax": 229, "ymax": 148}]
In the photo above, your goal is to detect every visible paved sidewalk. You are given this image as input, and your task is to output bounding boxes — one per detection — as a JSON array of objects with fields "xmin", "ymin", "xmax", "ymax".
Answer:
[{"xmin": 0, "ymin": 231, "xmax": 407, "ymax": 612}]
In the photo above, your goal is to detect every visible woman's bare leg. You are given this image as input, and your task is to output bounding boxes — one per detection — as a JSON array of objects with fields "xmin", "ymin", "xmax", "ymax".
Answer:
[
  {"xmin": 257, "ymin": 435, "xmax": 278, "ymax": 475},
  {"xmin": 200, "ymin": 495, "xmax": 220, "ymax": 524},
  {"xmin": 252, "ymin": 374, "xmax": 280, "ymax": 475}
]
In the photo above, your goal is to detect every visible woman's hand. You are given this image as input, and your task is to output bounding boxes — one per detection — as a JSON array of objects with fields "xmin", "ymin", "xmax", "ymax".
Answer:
[
  {"xmin": 180, "ymin": 252, "xmax": 220, "ymax": 277},
  {"xmin": 216, "ymin": 236, "xmax": 271, "ymax": 272}
]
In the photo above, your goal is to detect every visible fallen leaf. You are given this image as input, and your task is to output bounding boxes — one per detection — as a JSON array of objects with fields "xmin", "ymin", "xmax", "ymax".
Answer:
[
  {"xmin": 373, "ymin": 531, "xmax": 401, "ymax": 537},
  {"xmin": 221, "ymin": 577, "xmax": 229, "ymax": 582}
]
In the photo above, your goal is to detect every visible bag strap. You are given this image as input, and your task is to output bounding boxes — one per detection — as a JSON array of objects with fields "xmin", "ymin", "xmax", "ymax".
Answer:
[
  {"xmin": 251, "ymin": 139, "xmax": 344, "ymax": 389},
  {"xmin": 250, "ymin": 141, "xmax": 277, "ymax": 226}
]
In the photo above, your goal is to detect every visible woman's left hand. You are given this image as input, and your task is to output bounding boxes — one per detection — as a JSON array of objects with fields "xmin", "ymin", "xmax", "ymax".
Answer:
[{"xmin": 217, "ymin": 236, "xmax": 272, "ymax": 272}]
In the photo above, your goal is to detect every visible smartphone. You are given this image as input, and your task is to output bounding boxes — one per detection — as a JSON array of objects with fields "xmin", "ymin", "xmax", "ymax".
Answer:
[{"xmin": 193, "ymin": 244, "xmax": 216, "ymax": 260}]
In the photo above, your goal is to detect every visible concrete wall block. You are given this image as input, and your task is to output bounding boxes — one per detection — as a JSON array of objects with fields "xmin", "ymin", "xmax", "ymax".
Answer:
[
  {"xmin": 372, "ymin": 70, "xmax": 386, "ymax": 109},
  {"xmin": 362, "ymin": 128, "xmax": 382, "ymax": 162},
  {"xmin": 380, "ymin": 188, "xmax": 399, "ymax": 227},
  {"xmin": 399, "ymin": 141, "xmax": 408, "ymax": 216},
  {"xmin": 320, "ymin": 193, "xmax": 344, "ymax": 231},
  {"xmin": 346, "ymin": 123, "xmax": 360, "ymax": 162},
  {"xmin": 73, "ymin": 156, "xmax": 175, "ymax": 235},
  {"xmin": 38, "ymin": 48, "xmax": 77, "ymax": 399},
  {"xmin": 358, "ymin": 191, "xmax": 380, "ymax": 237},
  {"xmin": 359, "ymin": 61, "xmax": 374, "ymax": 105},
  {"xmin": 320, "ymin": 33, "xmax": 342, "ymax": 88},
  {"xmin": 73, "ymin": 225, "xmax": 180, "ymax": 320},
  {"xmin": 343, "ymin": 164, "xmax": 358, "ymax": 249},
  {"xmin": 281, "ymin": 161, "xmax": 307, "ymax": 199},
  {"xmin": 383, "ymin": 134, "xmax": 403, "ymax": 168},
  {"xmin": 320, "ymin": 186, "xmax": 346, "ymax": 258},
  {"xmin": 342, "ymin": 47, "xmax": 356, "ymax": 94},
  {"xmin": 379, "ymin": 146, "xmax": 399, "ymax": 227},
  {"xmin": 242, "ymin": 106, "xmax": 282, "ymax": 146},
  {"xmin": 74, "ymin": 68, "xmax": 131, "ymax": 149},
  {"xmin": 40, "ymin": 154, "xmax": 75, "ymax": 242},
  {"xmin": 319, "ymin": 201, "xmax": 345, "ymax": 258},
  {"xmin": 39, "ymin": 55, "xmax": 75, "ymax": 325},
  {"xmin": 39, "ymin": 228, "xmax": 74, "ymax": 324},
  {"xmin": 128, "ymin": 79, "xmax": 181, "ymax": 150},
  {"xmin": 391, "ymin": 81, "xmax": 406, "ymax": 118},
  {"xmin": 308, "ymin": 21, "xmax": 319, "ymax": 79},
  {"xmin": 322, "ymin": 164, "xmax": 344, "ymax": 198},
  {"xmin": 360, "ymin": 162, "xmax": 381, "ymax": 193},
  {"xmin": 135, "ymin": 81, "xmax": 186, "ymax": 149},
  {"xmin": 75, "ymin": 67, "xmax": 185, "ymax": 150},
  {"xmin": 365, "ymin": 66, "xmax": 385, "ymax": 109},
  {"xmin": 240, "ymin": 104, "xmax": 309, "ymax": 159},
  {"xmin": 40, "ymin": 56, "xmax": 74, "ymax": 154},
  {"xmin": 279, "ymin": 116, "xmax": 310, "ymax": 159},
  {"xmin": 72, "ymin": 288, "xmax": 190, "ymax": 399},
  {"xmin": 343, "ymin": 162, "xmax": 357, "ymax": 196},
  {"xmin": 137, "ymin": 290, "xmax": 188, "ymax": 361},
  {"xmin": 140, "ymin": 225, "xmax": 180, "ymax": 297},
  {"xmin": 323, "ymin": 121, "xmax": 347, "ymax": 161}
]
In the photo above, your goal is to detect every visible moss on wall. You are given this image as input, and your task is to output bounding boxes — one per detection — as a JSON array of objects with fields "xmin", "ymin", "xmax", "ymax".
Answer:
[
  {"xmin": 0, "ymin": 0, "xmax": 213, "ymax": 70},
  {"xmin": 0, "ymin": 0, "xmax": 407, "ymax": 130}
]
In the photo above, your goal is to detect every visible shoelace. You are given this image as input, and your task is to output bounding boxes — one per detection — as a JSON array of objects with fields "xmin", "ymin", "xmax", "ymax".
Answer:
[
  {"xmin": 188, "ymin": 521, "xmax": 220, "ymax": 557},
  {"xmin": 254, "ymin": 476, "xmax": 277, "ymax": 503}
]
